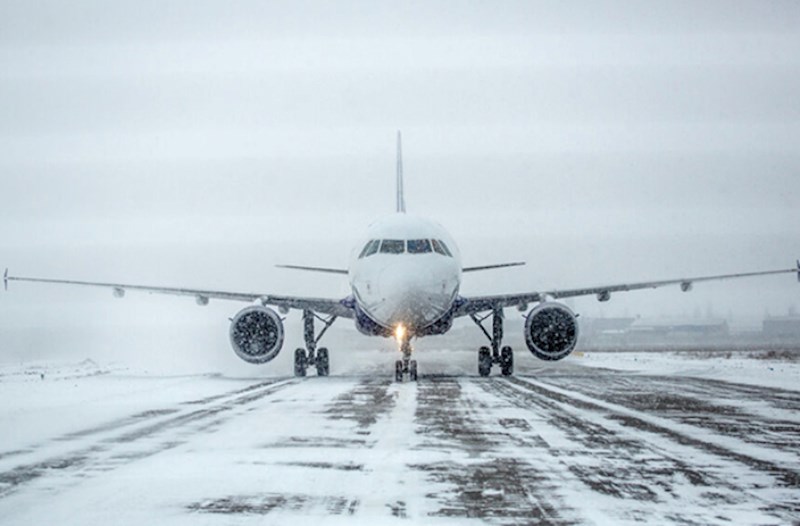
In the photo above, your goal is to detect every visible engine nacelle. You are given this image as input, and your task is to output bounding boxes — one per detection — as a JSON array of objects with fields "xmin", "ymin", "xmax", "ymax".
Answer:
[
  {"xmin": 524, "ymin": 302, "xmax": 579, "ymax": 361},
  {"xmin": 229, "ymin": 306, "xmax": 284, "ymax": 364}
]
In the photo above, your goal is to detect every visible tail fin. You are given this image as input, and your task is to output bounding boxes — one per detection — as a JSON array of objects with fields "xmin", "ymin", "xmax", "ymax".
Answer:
[{"xmin": 396, "ymin": 130, "xmax": 406, "ymax": 213}]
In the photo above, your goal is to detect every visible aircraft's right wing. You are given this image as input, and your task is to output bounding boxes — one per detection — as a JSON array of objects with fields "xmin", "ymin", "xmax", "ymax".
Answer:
[
  {"xmin": 275, "ymin": 264, "xmax": 348, "ymax": 275},
  {"xmin": 3, "ymin": 269, "xmax": 354, "ymax": 318},
  {"xmin": 455, "ymin": 262, "xmax": 800, "ymax": 316}
]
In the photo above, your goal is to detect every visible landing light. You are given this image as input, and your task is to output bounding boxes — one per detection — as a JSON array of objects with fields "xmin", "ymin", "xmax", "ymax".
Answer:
[{"xmin": 395, "ymin": 324, "xmax": 406, "ymax": 342}]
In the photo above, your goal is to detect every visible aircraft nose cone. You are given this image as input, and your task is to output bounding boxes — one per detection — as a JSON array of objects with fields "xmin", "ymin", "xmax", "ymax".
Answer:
[
  {"xmin": 378, "ymin": 267, "xmax": 429, "ymax": 296},
  {"xmin": 375, "ymin": 264, "xmax": 453, "ymax": 329}
]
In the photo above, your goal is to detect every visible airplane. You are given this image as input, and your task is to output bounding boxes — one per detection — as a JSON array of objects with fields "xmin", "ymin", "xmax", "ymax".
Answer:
[{"xmin": 4, "ymin": 132, "xmax": 799, "ymax": 381}]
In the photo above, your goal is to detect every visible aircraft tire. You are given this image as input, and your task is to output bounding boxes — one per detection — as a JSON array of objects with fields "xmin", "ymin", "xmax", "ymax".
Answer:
[
  {"xmin": 316, "ymin": 348, "xmax": 330, "ymax": 377},
  {"xmin": 478, "ymin": 347, "xmax": 492, "ymax": 377},
  {"xmin": 409, "ymin": 360, "xmax": 418, "ymax": 381},
  {"xmin": 395, "ymin": 360, "xmax": 404, "ymax": 382},
  {"xmin": 500, "ymin": 346, "xmax": 514, "ymax": 376},
  {"xmin": 294, "ymin": 348, "xmax": 307, "ymax": 377}
]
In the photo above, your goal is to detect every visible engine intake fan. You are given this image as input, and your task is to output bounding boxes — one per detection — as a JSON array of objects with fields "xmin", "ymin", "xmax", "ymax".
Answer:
[
  {"xmin": 524, "ymin": 302, "xmax": 579, "ymax": 361},
  {"xmin": 229, "ymin": 306, "xmax": 285, "ymax": 364}
]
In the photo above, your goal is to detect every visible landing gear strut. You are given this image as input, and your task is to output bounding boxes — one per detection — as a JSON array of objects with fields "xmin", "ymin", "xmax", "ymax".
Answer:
[
  {"xmin": 470, "ymin": 307, "xmax": 514, "ymax": 377},
  {"xmin": 395, "ymin": 332, "xmax": 418, "ymax": 382},
  {"xmin": 293, "ymin": 309, "xmax": 337, "ymax": 377}
]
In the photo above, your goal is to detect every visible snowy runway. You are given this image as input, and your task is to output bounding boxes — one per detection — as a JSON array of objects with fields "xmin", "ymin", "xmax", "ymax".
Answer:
[{"xmin": 1, "ymin": 354, "xmax": 799, "ymax": 525}]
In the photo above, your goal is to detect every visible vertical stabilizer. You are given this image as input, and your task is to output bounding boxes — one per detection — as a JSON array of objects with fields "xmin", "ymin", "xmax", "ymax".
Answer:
[{"xmin": 396, "ymin": 131, "xmax": 406, "ymax": 213}]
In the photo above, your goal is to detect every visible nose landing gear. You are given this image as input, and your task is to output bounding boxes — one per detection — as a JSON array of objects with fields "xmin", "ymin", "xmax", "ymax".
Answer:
[
  {"xmin": 471, "ymin": 308, "xmax": 514, "ymax": 377},
  {"xmin": 395, "ymin": 331, "xmax": 418, "ymax": 382},
  {"xmin": 395, "ymin": 359, "xmax": 418, "ymax": 382}
]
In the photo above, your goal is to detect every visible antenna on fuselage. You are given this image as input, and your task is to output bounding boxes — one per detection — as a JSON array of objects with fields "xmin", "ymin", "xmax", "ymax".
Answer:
[{"xmin": 396, "ymin": 130, "xmax": 406, "ymax": 213}]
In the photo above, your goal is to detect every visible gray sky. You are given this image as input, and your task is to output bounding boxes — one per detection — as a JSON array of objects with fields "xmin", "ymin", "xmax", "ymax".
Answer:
[{"xmin": 1, "ymin": 1, "xmax": 799, "ymax": 362}]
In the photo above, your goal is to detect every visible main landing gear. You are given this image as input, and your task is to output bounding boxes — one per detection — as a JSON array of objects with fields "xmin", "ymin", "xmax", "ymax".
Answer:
[
  {"xmin": 294, "ymin": 309, "xmax": 337, "ymax": 377},
  {"xmin": 395, "ymin": 331, "xmax": 418, "ymax": 382},
  {"xmin": 471, "ymin": 308, "xmax": 514, "ymax": 377}
]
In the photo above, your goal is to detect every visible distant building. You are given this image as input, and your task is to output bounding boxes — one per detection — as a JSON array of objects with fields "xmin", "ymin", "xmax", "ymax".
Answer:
[
  {"xmin": 580, "ymin": 314, "xmax": 800, "ymax": 349},
  {"xmin": 581, "ymin": 318, "xmax": 637, "ymax": 339},
  {"xmin": 762, "ymin": 316, "xmax": 800, "ymax": 339},
  {"xmin": 629, "ymin": 318, "xmax": 729, "ymax": 337}
]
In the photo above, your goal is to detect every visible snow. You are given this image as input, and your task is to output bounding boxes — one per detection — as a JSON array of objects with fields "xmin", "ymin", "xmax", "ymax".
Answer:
[
  {"xmin": 0, "ymin": 349, "xmax": 798, "ymax": 525},
  {"xmin": 577, "ymin": 349, "xmax": 800, "ymax": 392}
]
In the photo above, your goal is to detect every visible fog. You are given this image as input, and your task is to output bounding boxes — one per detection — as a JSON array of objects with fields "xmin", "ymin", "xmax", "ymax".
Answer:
[{"xmin": 1, "ymin": 1, "xmax": 799, "ymax": 367}]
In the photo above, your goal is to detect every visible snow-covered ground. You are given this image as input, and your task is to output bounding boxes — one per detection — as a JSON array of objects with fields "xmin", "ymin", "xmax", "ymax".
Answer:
[
  {"xmin": 0, "ymin": 350, "xmax": 798, "ymax": 525},
  {"xmin": 578, "ymin": 349, "xmax": 800, "ymax": 391}
]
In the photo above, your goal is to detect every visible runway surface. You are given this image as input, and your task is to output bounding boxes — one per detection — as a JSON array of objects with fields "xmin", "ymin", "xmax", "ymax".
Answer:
[{"xmin": 0, "ymin": 354, "xmax": 799, "ymax": 525}]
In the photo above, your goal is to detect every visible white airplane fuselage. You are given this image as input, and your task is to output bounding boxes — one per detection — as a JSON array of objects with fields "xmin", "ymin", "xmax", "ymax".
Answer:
[{"xmin": 349, "ymin": 214, "xmax": 461, "ymax": 337}]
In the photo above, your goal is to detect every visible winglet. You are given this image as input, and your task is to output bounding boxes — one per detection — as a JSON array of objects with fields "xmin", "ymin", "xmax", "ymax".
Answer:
[
  {"xmin": 3, "ymin": 268, "xmax": 8, "ymax": 291},
  {"xmin": 396, "ymin": 130, "xmax": 406, "ymax": 213},
  {"xmin": 797, "ymin": 259, "xmax": 799, "ymax": 282}
]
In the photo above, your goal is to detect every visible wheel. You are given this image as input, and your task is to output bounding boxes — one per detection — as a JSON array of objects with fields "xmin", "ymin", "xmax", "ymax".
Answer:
[
  {"xmin": 395, "ymin": 360, "xmax": 404, "ymax": 382},
  {"xmin": 500, "ymin": 346, "xmax": 514, "ymax": 376},
  {"xmin": 316, "ymin": 348, "xmax": 330, "ymax": 377},
  {"xmin": 294, "ymin": 348, "xmax": 307, "ymax": 377},
  {"xmin": 409, "ymin": 360, "xmax": 418, "ymax": 382},
  {"xmin": 478, "ymin": 346, "xmax": 492, "ymax": 377}
]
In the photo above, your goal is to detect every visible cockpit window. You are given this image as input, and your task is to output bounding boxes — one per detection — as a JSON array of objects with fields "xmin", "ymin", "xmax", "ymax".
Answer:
[
  {"xmin": 379, "ymin": 239, "xmax": 405, "ymax": 254},
  {"xmin": 365, "ymin": 239, "xmax": 380, "ymax": 257},
  {"xmin": 407, "ymin": 239, "xmax": 432, "ymax": 254},
  {"xmin": 439, "ymin": 240, "xmax": 453, "ymax": 257},
  {"xmin": 431, "ymin": 239, "xmax": 453, "ymax": 257},
  {"xmin": 358, "ymin": 240, "xmax": 372, "ymax": 258},
  {"xmin": 359, "ymin": 239, "xmax": 380, "ymax": 258}
]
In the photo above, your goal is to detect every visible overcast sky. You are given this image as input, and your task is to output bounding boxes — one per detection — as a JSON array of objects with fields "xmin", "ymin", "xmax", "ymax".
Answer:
[{"xmin": 1, "ymin": 1, "xmax": 799, "ymax": 362}]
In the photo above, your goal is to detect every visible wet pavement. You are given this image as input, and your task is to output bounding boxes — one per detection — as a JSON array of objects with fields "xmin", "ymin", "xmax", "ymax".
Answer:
[{"xmin": 0, "ymin": 359, "xmax": 798, "ymax": 525}]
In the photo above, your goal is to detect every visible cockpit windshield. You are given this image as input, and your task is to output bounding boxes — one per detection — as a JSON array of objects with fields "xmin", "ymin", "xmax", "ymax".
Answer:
[
  {"xmin": 358, "ymin": 239, "xmax": 380, "ymax": 258},
  {"xmin": 364, "ymin": 239, "xmax": 380, "ymax": 257},
  {"xmin": 379, "ymin": 239, "xmax": 405, "ymax": 254},
  {"xmin": 431, "ymin": 239, "xmax": 453, "ymax": 257},
  {"xmin": 407, "ymin": 239, "xmax": 432, "ymax": 254},
  {"xmin": 359, "ymin": 239, "xmax": 452, "ymax": 257}
]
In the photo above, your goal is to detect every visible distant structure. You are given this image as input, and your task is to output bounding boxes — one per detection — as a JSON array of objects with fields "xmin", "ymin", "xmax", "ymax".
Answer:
[
  {"xmin": 763, "ymin": 316, "xmax": 800, "ymax": 340},
  {"xmin": 581, "ymin": 318, "xmax": 636, "ymax": 340},
  {"xmin": 628, "ymin": 318, "xmax": 729, "ymax": 338},
  {"xmin": 581, "ymin": 314, "xmax": 800, "ymax": 349},
  {"xmin": 580, "ymin": 316, "xmax": 731, "ymax": 348}
]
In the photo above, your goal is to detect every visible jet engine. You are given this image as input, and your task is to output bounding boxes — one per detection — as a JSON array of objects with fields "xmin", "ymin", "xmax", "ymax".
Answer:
[
  {"xmin": 524, "ymin": 302, "xmax": 579, "ymax": 361},
  {"xmin": 229, "ymin": 306, "xmax": 285, "ymax": 364}
]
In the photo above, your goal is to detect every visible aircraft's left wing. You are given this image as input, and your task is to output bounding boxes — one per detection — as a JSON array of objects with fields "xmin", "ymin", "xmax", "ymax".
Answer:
[
  {"xmin": 456, "ymin": 263, "xmax": 800, "ymax": 316},
  {"xmin": 3, "ymin": 270, "xmax": 354, "ymax": 318}
]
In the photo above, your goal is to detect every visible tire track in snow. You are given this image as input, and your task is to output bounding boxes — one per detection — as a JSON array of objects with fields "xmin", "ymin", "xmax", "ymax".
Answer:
[
  {"xmin": 0, "ymin": 376, "xmax": 292, "ymax": 463},
  {"xmin": 189, "ymin": 377, "xmax": 398, "ymax": 518},
  {"xmin": 412, "ymin": 376, "xmax": 576, "ymax": 525},
  {"xmin": 508, "ymin": 376, "xmax": 800, "ymax": 485},
  {"xmin": 535, "ymin": 372, "xmax": 800, "ymax": 455},
  {"xmin": 324, "ymin": 377, "xmax": 396, "ymax": 431},
  {"xmin": 0, "ymin": 378, "xmax": 297, "ymax": 499},
  {"xmin": 488, "ymin": 375, "xmax": 800, "ymax": 524}
]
